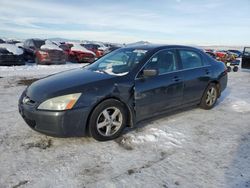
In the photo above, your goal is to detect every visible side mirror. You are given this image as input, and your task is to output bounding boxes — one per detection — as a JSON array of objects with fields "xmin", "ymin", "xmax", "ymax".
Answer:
[{"xmin": 143, "ymin": 69, "xmax": 158, "ymax": 77}]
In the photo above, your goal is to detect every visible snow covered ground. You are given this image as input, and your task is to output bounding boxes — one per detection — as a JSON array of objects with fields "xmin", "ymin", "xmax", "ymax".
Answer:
[{"xmin": 0, "ymin": 64, "xmax": 250, "ymax": 188}]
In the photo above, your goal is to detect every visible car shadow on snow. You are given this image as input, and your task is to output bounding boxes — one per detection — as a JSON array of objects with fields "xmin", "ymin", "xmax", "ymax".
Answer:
[
  {"xmin": 124, "ymin": 105, "xmax": 197, "ymax": 135},
  {"xmin": 225, "ymin": 132, "xmax": 250, "ymax": 188},
  {"xmin": 121, "ymin": 87, "xmax": 231, "ymax": 137}
]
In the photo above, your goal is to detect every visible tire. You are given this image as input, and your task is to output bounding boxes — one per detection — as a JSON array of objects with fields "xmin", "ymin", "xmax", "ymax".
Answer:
[
  {"xmin": 200, "ymin": 83, "xmax": 218, "ymax": 110},
  {"xmin": 233, "ymin": 66, "xmax": 238, "ymax": 72},
  {"xmin": 88, "ymin": 99, "xmax": 127, "ymax": 141},
  {"xmin": 227, "ymin": 66, "xmax": 231, "ymax": 72}
]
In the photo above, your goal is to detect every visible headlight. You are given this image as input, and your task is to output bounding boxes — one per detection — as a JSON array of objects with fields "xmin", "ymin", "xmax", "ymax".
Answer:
[{"xmin": 37, "ymin": 93, "xmax": 82, "ymax": 111}]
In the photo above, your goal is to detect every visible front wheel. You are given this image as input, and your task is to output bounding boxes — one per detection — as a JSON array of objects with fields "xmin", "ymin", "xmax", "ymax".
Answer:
[
  {"xmin": 200, "ymin": 84, "xmax": 218, "ymax": 110},
  {"xmin": 89, "ymin": 99, "xmax": 127, "ymax": 141}
]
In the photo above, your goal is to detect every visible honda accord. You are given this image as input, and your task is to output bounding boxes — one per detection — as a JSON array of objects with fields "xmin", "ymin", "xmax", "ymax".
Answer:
[{"xmin": 19, "ymin": 45, "xmax": 227, "ymax": 141}]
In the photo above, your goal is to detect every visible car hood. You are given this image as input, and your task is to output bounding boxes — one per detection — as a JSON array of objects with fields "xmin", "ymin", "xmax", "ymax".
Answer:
[{"xmin": 26, "ymin": 68, "xmax": 115, "ymax": 102}]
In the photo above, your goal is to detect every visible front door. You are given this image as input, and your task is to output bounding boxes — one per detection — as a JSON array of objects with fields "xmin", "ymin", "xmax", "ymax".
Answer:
[{"xmin": 134, "ymin": 49, "xmax": 184, "ymax": 121}]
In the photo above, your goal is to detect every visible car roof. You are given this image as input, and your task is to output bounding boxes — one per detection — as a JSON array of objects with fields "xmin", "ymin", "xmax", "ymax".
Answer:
[
  {"xmin": 25, "ymin": 38, "xmax": 45, "ymax": 42},
  {"xmin": 123, "ymin": 44, "xmax": 202, "ymax": 51}
]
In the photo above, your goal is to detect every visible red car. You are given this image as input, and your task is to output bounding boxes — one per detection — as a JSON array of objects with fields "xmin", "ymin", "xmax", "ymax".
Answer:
[
  {"xmin": 82, "ymin": 43, "xmax": 107, "ymax": 58},
  {"xmin": 60, "ymin": 43, "xmax": 96, "ymax": 63},
  {"xmin": 215, "ymin": 51, "xmax": 227, "ymax": 59},
  {"xmin": 23, "ymin": 39, "xmax": 66, "ymax": 65}
]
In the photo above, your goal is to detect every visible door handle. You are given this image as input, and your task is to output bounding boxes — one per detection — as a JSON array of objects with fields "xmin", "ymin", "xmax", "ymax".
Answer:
[
  {"xmin": 172, "ymin": 76, "xmax": 181, "ymax": 82},
  {"xmin": 205, "ymin": 69, "xmax": 211, "ymax": 75}
]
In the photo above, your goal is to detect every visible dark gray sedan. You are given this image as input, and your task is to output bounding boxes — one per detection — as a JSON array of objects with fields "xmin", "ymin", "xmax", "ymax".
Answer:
[{"xmin": 19, "ymin": 45, "xmax": 227, "ymax": 141}]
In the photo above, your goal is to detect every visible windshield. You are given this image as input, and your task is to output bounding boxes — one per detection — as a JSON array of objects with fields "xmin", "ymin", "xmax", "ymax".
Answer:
[{"xmin": 86, "ymin": 48, "xmax": 148, "ymax": 76}]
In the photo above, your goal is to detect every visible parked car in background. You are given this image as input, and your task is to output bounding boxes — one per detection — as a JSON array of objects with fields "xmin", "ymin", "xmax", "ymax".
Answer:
[
  {"xmin": 82, "ymin": 43, "xmax": 108, "ymax": 58},
  {"xmin": 15, "ymin": 42, "xmax": 24, "ymax": 48},
  {"xmin": 0, "ymin": 39, "xmax": 5, "ymax": 44},
  {"xmin": 215, "ymin": 51, "xmax": 227, "ymax": 59},
  {"xmin": 67, "ymin": 43, "xmax": 96, "ymax": 63},
  {"xmin": 242, "ymin": 47, "xmax": 250, "ymax": 69},
  {"xmin": 19, "ymin": 45, "xmax": 227, "ymax": 141},
  {"xmin": 214, "ymin": 50, "xmax": 239, "ymax": 72},
  {"xmin": 6, "ymin": 39, "xmax": 22, "ymax": 44},
  {"xmin": 0, "ymin": 43, "xmax": 25, "ymax": 66},
  {"xmin": 205, "ymin": 51, "xmax": 216, "ymax": 59},
  {"xmin": 106, "ymin": 44, "xmax": 122, "ymax": 52},
  {"xmin": 58, "ymin": 43, "xmax": 71, "ymax": 61},
  {"xmin": 204, "ymin": 49, "xmax": 214, "ymax": 53},
  {"xmin": 23, "ymin": 39, "xmax": 66, "ymax": 65},
  {"xmin": 228, "ymin": 50, "xmax": 242, "ymax": 58}
]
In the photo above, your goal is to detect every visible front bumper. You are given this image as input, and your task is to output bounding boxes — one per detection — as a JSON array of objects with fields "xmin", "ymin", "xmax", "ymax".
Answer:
[{"xmin": 18, "ymin": 97, "xmax": 89, "ymax": 137}]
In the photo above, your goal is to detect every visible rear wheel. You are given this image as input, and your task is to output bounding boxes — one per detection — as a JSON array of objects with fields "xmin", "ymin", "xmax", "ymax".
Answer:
[
  {"xmin": 200, "ymin": 84, "xmax": 218, "ymax": 110},
  {"xmin": 233, "ymin": 66, "xmax": 238, "ymax": 72},
  {"xmin": 89, "ymin": 99, "xmax": 127, "ymax": 141},
  {"xmin": 227, "ymin": 66, "xmax": 231, "ymax": 72}
]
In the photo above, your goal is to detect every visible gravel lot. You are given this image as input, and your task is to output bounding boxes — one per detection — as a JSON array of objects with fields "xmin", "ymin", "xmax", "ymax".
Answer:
[{"xmin": 0, "ymin": 65, "xmax": 249, "ymax": 188}]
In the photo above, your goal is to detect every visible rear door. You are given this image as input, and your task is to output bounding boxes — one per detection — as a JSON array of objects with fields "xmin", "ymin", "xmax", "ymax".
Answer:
[
  {"xmin": 134, "ymin": 49, "xmax": 184, "ymax": 120},
  {"xmin": 177, "ymin": 49, "xmax": 211, "ymax": 104},
  {"xmin": 242, "ymin": 47, "xmax": 250, "ymax": 69}
]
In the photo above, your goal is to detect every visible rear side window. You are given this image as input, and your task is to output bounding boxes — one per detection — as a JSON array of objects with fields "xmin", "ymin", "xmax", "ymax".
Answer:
[{"xmin": 179, "ymin": 50, "xmax": 203, "ymax": 69}]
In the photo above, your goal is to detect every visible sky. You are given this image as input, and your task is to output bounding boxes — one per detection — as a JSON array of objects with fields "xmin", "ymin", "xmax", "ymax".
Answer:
[{"xmin": 0, "ymin": 0, "xmax": 250, "ymax": 45}]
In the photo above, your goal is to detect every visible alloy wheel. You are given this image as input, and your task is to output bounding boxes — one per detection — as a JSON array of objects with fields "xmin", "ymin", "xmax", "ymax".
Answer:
[
  {"xmin": 206, "ymin": 87, "xmax": 217, "ymax": 106},
  {"xmin": 96, "ymin": 107, "xmax": 123, "ymax": 137}
]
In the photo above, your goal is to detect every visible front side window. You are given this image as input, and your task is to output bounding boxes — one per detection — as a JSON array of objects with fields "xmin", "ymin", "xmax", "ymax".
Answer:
[
  {"xmin": 144, "ymin": 49, "xmax": 178, "ymax": 75},
  {"xmin": 87, "ymin": 48, "xmax": 148, "ymax": 76},
  {"xmin": 179, "ymin": 50, "xmax": 203, "ymax": 69}
]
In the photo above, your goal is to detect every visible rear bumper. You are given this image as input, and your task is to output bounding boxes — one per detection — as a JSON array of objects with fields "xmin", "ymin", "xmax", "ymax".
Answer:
[{"xmin": 18, "ymin": 101, "xmax": 89, "ymax": 137}]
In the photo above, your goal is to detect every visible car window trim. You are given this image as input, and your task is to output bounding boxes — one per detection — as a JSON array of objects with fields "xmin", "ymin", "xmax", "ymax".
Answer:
[
  {"xmin": 177, "ymin": 48, "xmax": 208, "ymax": 70},
  {"xmin": 135, "ymin": 48, "xmax": 179, "ymax": 80}
]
